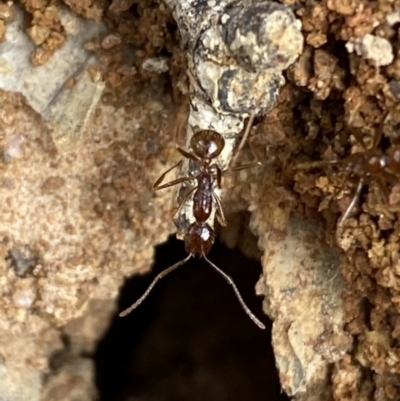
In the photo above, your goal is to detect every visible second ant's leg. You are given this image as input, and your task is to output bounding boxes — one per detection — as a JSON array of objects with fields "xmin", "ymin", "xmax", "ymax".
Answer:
[
  {"xmin": 295, "ymin": 159, "xmax": 337, "ymax": 171},
  {"xmin": 372, "ymin": 118, "xmax": 385, "ymax": 150},
  {"xmin": 376, "ymin": 176, "xmax": 389, "ymax": 202},
  {"xmin": 338, "ymin": 178, "xmax": 364, "ymax": 227},
  {"xmin": 349, "ymin": 127, "xmax": 368, "ymax": 152}
]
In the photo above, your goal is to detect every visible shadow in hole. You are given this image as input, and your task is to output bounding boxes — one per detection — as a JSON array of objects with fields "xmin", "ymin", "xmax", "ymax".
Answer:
[{"xmin": 95, "ymin": 236, "xmax": 289, "ymax": 401}]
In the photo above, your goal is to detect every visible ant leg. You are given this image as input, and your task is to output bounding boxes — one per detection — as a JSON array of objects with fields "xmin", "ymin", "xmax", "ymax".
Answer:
[
  {"xmin": 171, "ymin": 185, "xmax": 197, "ymax": 219},
  {"xmin": 295, "ymin": 159, "xmax": 338, "ymax": 171},
  {"xmin": 338, "ymin": 178, "xmax": 364, "ymax": 227},
  {"xmin": 171, "ymin": 97, "xmax": 201, "ymax": 164},
  {"xmin": 119, "ymin": 254, "xmax": 192, "ymax": 317},
  {"xmin": 248, "ymin": 139, "xmax": 263, "ymax": 166},
  {"xmin": 212, "ymin": 192, "xmax": 228, "ymax": 227},
  {"xmin": 153, "ymin": 160, "xmax": 183, "ymax": 189},
  {"xmin": 177, "ymin": 147, "xmax": 200, "ymax": 161},
  {"xmin": 154, "ymin": 176, "xmax": 193, "ymax": 191},
  {"xmin": 230, "ymin": 109, "xmax": 257, "ymax": 169},
  {"xmin": 203, "ymin": 254, "xmax": 265, "ymax": 329},
  {"xmin": 216, "ymin": 165, "xmax": 222, "ymax": 188},
  {"xmin": 173, "ymin": 95, "xmax": 190, "ymax": 146},
  {"xmin": 372, "ymin": 120, "xmax": 384, "ymax": 151},
  {"xmin": 223, "ymin": 150, "xmax": 262, "ymax": 174},
  {"xmin": 376, "ymin": 176, "xmax": 389, "ymax": 202},
  {"xmin": 229, "ymin": 130, "xmax": 263, "ymax": 171},
  {"xmin": 349, "ymin": 127, "xmax": 368, "ymax": 152},
  {"xmin": 231, "ymin": 161, "xmax": 262, "ymax": 172}
]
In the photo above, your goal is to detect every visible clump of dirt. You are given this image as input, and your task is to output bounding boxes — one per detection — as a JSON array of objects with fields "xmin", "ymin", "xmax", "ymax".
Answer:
[
  {"xmin": 16, "ymin": 0, "xmax": 186, "ymax": 102},
  {"xmin": 0, "ymin": 1, "xmax": 187, "ymax": 399},
  {"xmin": 20, "ymin": 0, "xmax": 66, "ymax": 65},
  {"xmin": 0, "ymin": 1, "xmax": 15, "ymax": 42},
  {"xmin": 64, "ymin": 0, "xmax": 186, "ymax": 102}
]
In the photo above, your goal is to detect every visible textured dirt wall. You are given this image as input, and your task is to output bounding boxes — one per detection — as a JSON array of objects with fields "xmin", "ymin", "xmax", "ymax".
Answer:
[{"xmin": 0, "ymin": 0, "xmax": 400, "ymax": 400}]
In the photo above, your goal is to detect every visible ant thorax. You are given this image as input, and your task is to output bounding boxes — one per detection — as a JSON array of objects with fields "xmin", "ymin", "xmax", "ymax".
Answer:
[{"xmin": 172, "ymin": 139, "xmax": 226, "ymax": 238}]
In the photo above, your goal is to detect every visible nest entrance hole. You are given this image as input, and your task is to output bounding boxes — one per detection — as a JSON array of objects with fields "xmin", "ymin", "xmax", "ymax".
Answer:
[{"xmin": 95, "ymin": 236, "xmax": 288, "ymax": 401}]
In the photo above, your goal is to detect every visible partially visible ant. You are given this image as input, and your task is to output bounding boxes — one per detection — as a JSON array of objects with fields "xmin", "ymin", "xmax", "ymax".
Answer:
[
  {"xmin": 296, "ymin": 116, "xmax": 400, "ymax": 227},
  {"xmin": 120, "ymin": 111, "xmax": 265, "ymax": 329}
]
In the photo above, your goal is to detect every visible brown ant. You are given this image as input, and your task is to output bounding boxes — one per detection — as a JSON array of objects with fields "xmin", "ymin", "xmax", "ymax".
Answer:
[
  {"xmin": 120, "ymin": 115, "xmax": 265, "ymax": 329},
  {"xmin": 296, "ymin": 117, "xmax": 400, "ymax": 226}
]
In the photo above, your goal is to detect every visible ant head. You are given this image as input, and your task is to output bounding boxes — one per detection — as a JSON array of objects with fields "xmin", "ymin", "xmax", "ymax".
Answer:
[
  {"xmin": 184, "ymin": 222, "xmax": 215, "ymax": 256},
  {"xmin": 191, "ymin": 130, "xmax": 225, "ymax": 160},
  {"xmin": 388, "ymin": 146, "xmax": 400, "ymax": 174},
  {"xmin": 367, "ymin": 154, "xmax": 386, "ymax": 175}
]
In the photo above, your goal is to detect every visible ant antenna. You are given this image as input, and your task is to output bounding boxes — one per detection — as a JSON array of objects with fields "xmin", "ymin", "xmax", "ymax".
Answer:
[
  {"xmin": 203, "ymin": 254, "xmax": 266, "ymax": 329},
  {"xmin": 337, "ymin": 178, "xmax": 364, "ymax": 228},
  {"xmin": 229, "ymin": 109, "xmax": 258, "ymax": 169},
  {"xmin": 230, "ymin": 87, "xmax": 266, "ymax": 169},
  {"xmin": 119, "ymin": 254, "xmax": 192, "ymax": 317}
]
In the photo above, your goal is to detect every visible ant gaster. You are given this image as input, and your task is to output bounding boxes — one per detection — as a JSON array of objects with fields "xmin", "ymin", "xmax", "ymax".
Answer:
[{"xmin": 120, "ymin": 122, "xmax": 265, "ymax": 329}]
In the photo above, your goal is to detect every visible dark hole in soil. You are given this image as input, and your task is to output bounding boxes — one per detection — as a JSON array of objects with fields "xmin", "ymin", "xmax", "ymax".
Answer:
[{"xmin": 95, "ymin": 236, "xmax": 289, "ymax": 401}]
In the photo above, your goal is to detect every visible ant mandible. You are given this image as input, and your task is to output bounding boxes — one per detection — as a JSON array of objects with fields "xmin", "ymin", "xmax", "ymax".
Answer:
[{"xmin": 120, "ymin": 111, "xmax": 265, "ymax": 329}]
